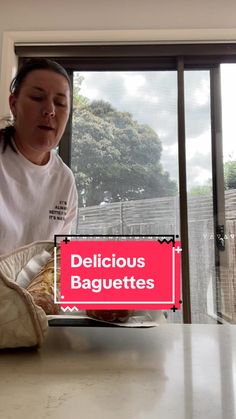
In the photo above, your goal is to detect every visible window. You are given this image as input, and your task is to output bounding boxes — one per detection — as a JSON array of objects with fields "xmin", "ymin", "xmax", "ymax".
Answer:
[{"xmin": 17, "ymin": 44, "xmax": 236, "ymax": 323}]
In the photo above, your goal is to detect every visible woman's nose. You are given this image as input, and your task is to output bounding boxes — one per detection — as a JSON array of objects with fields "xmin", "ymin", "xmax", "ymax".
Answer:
[{"xmin": 42, "ymin": 103, "xmax": 55, "ymax": 117}]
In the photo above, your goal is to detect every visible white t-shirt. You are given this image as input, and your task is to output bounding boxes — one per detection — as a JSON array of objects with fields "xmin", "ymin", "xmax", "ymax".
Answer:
[{"xmin": 0, "ymin": 140, "xmax": 78, "ymax": 256}]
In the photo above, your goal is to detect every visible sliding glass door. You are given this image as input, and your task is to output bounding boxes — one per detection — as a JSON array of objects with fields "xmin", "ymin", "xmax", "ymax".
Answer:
[
  {"xmin": 185, "ymin": 70, "xmax": 216, "ymax": 323},
  {"xmin": 70, "ymin": 65, "xmax": 235, "ymax": 324},
  {"xmin": 17, "ymin": 43, "xmax": 236, "ymax": 323},
  {"xmin": 71, "ymin": 70, "xmax": 182, "ymax": 323},
  {"xmin": 216, "ymin": 64, "xmax": 236, "ymax": 323}
]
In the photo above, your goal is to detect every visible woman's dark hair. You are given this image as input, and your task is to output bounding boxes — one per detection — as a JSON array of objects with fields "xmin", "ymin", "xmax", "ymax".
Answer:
[{"xmin": 0, "ymin": 58, "xmax": 72, "ymax": 152}]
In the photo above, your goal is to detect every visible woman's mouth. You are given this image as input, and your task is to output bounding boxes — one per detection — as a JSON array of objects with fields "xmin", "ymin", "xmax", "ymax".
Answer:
[{"xmin": 38, "ymin": 125, "xmax": 54, "ymax": 131}]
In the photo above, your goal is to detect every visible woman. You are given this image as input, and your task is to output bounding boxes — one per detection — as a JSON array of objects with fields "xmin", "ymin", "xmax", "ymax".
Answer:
[{"xmin": 0, "ymin": 59, "xmax": 78, "ymax": 256}]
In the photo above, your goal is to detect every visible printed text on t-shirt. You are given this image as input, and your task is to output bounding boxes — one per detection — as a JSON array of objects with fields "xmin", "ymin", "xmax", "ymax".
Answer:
[{"xmin": 49, "ymin": 200, "xmax": 67, "ymax": 221}]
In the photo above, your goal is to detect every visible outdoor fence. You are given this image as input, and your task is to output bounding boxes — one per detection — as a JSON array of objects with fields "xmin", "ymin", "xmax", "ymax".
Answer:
[{"xmin": 76, "ymin": 190, "xmax": 236, "ymax": 323}]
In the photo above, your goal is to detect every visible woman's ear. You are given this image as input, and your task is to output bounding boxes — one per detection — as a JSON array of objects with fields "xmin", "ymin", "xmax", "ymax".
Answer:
[{"xmin": 9, "ymin": 94, "xmax": 17, "ymax": 118}]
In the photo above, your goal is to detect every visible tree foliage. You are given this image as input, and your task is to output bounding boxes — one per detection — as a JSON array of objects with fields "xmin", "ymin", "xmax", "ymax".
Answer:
[
  {"xmin": 188, "ymin": 179, "xmax": 212, "ymax": 196},
  {"xmin": 188, "ymin": 160, "xmax": 236, "ymax": 197},
  {"xmin": 72, "ymin": 99, "xmax": 177, "ymax": 206},
  {"xmin": 73, "ymin": 73, "xmax": 89, "ymax": 109},
  {"xmin": 224, "ymin": 160, "xmax": 236, "ymax": 189}
]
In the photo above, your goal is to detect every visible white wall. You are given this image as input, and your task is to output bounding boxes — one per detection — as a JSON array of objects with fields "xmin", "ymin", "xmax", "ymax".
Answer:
[
  {"xmin": 2, "ymin": 0, "xmax": 236, "ymax": 65},
  {"xmin": 1, "ymin": 0, "xmax": 236, "ymax": 33},
  {"xmin": 1, "ymin": 0, "xmax": 236, "ymax": 39},
  {"xmin": 1, "ymin": 0, "xmax": 236, "ymax": 116}
]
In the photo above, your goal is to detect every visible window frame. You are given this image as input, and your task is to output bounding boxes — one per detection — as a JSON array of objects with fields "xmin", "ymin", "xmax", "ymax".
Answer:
[{"xmin": 17, "ymin": 42, "xmax": 236, "ymax": 323}]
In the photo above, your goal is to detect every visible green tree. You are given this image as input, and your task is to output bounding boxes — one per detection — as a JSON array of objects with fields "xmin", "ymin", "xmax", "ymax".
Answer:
[
  {"xmin": 188, "ymin": 159, "xmax": 236, "ymax": 196},
  {"xmin": 224, "ymin": 160, "xmax": 236, "ymax": 189},
  {"xmin": 188, "ymin": 180, "xmax": 212, "ymax": 196},
  {"xmin": 72, "ymin": 100, "xmax": 177, "ymax": 206},
  {"xmin": 73, "ymin": 73, "xmax": 89, "ymax": 109}
]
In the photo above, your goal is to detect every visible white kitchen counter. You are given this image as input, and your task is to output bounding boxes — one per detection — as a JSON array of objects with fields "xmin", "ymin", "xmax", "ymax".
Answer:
[{"xmin": 0, "ymin": 324, "xmax": 235, "ymax": 419}]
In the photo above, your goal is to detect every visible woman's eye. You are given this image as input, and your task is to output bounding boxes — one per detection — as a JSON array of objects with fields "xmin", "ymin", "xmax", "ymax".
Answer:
[
  {"xmin": 29, "ymin": 95, "xmax": 68, "ymax": 108},
  {"xmin": 55, "ymin": 101, "xmax": 67, "ymax": 107},
  {"xmin": 30, "ymin": 96, "xmax": 43, "ymax": 101}
]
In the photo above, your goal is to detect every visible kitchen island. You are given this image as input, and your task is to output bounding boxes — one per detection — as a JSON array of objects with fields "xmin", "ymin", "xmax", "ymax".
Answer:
[{"xmin": 0, "ymin": 324, "xmax": 235, "ymax": 419}]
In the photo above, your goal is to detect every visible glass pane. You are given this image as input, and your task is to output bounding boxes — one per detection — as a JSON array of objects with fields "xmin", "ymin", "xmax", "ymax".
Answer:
[
  {"xmin": 71, "ymin": 71, "xmax": 181, "ymax": 322},
  {"xmin": 220, "ymin": 63, "xmax": 236, "ymax": 323},
  {"xmin": 185, "ymin": 70, "xmax": 217, "ymax": 323}
]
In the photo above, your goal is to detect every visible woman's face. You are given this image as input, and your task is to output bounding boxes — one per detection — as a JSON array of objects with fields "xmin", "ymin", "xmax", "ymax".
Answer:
[{"xmin": 9, "ymin": 69, "xmax": 71, "ymax": 164}]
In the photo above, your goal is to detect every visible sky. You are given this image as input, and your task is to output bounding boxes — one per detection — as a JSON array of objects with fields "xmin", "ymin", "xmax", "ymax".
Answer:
[{"xmin": 76, "ymin": 65, "xmax": 235, "ymax": 190}]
